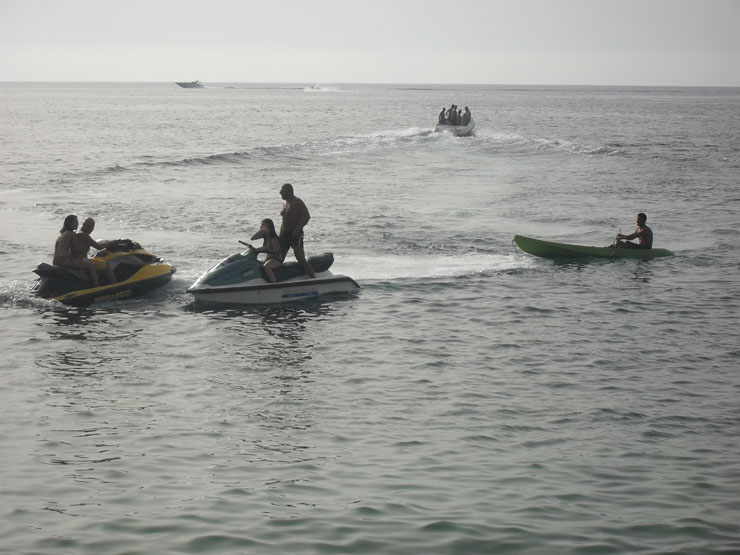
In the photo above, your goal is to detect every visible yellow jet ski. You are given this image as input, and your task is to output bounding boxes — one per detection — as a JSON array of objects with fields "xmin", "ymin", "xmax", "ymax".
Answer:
[{"xmin": 32, "ymin": 239, "xmax": 175, "ymax": 306}]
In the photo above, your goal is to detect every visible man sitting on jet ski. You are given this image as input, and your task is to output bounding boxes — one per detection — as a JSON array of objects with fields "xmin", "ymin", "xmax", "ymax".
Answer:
[{"xmin": 72, "ymin": 217, "xmax": 117, "ymax": 284}]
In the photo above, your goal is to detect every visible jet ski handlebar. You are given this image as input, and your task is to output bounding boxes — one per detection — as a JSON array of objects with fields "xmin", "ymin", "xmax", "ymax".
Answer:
[
  {"xmin": 106, "ymin": 239, "xmax": 143, "ymax": 252},
  {"xmin": 238, "ymin": 240, "xmax": 257, "ymax": 253}
]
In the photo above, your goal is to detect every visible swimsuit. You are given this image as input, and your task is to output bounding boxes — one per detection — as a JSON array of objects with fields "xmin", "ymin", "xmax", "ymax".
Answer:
[{"xmin": 279, "ymin": 229, "xmax": 304, "ymax": 252}]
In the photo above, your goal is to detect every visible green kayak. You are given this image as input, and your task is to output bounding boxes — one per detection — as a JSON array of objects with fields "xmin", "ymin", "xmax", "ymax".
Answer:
[{"xmin": 514, "ymin": 235, "xmax": 674, "ymax": 260}]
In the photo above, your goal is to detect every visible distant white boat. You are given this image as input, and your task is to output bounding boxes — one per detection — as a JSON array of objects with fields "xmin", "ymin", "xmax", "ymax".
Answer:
[
  {"xmin": 175, "ymin": 81, "xmax": 204, "ymax": 89},
  {"xmin": 434, "ymin": 118, "xmax": 475, "ymax": 137}
]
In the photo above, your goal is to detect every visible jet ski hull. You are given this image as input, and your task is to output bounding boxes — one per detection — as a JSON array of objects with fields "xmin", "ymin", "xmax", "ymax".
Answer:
[
  {"xmin": 187, "ymin": 271, "xmax": 360, "ymax": 305},
  {"xmin": 35, "ymin": 264, "xmax": 175, "ymax": 306}
]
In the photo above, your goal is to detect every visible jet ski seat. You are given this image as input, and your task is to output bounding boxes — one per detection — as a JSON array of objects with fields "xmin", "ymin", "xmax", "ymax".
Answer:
[{"xmin": 271, "ymin": 252, "xmax": 334, "ymax": 282}]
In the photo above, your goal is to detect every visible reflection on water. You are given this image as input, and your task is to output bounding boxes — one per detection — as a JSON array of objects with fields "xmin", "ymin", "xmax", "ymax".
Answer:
[
  {"xmin": 25, "ymin": 297, "xmax": 359, "ymax": 502},
  {"xmin": 185, "ymin": 298, "xmax": 334, "ymax": 322},
  {"xmin": 631, "ymin": 260, "xmax": 653, "ymax": 283},
  {"xmin": 40, "ymin": 306, "xmax": 111, "ymax": 337},
  {"xmin": 257, "ymin": 303, "xmax": 334, "ymax": 342},
  {"xmin": 36, "ymin": 351, "xmax": 115, "ymax": 377},
  {"xmin": 543, "ymin": 257, "xmax": 656, "ymax": 286},
  {"xmin": 37, "ymin": 306, "xmax": 143, "ymax": 341},
  {"xmin": 35, "ymin": 306, "xmax": 146, "ymax": 380},
  {"xmin": 186, "ymin": 300, "xmax": 343, "ymax": 370}
]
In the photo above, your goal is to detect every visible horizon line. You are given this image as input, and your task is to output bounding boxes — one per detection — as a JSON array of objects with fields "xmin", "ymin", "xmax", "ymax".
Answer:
[{"xmin": 2, "ymin": 80, "xmax": 739, "ymax": 89}]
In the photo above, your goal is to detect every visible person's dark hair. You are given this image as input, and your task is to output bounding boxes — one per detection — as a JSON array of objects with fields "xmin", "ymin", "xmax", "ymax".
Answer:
[
  {"xmin": 261, "ymin": 218, "xmax": 277, "ymax": 237},
  {"xmin": 60, "ymin": 214, "xmax": 77, "ymax": 234},
  {"xmin": 282, "ymin": 183, "xmax": 294, "ymax": 195},
  {"xmin": 638, "ymin": 212, "xmax": 647, "ymax": 222}
]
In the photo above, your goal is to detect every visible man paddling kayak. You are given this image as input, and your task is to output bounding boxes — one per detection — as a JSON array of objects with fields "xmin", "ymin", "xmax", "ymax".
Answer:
[{"xmin": 613, "ymin": 212, "xmax": 653, "ymax": 249}]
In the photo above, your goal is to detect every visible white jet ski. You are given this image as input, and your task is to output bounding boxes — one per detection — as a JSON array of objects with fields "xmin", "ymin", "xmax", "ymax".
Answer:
[{"xmin": 187, "ymin": 244, "xmax": 360, "ymax": 305}]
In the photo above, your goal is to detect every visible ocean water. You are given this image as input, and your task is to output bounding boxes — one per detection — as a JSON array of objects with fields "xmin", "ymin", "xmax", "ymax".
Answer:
[{"xmin": 1, "ymin": 82, "xmax": 739, "ymax": 554}]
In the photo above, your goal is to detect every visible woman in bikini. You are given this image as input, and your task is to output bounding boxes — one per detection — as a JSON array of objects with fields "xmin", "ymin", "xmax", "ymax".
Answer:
[{"xmin": 250, "ymin": 218, "xmax": 283, "ymax": 283}]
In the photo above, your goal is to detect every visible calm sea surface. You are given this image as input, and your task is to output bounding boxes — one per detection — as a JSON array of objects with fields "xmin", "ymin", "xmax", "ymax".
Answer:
[{"xmin": 1, "ymin": 82, "xmax": 739, "ymax": 554}]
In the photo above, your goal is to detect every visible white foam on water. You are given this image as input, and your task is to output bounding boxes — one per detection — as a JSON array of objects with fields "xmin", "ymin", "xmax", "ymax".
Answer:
[{"xmin": 332, "ymin": 252, "xmax": 527, "ymax": 281}]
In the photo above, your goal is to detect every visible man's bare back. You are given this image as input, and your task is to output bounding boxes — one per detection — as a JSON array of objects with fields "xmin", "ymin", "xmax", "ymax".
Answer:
[{"xmin": 53, "ymin": 231, "xmax": 76, "ymax": 266}]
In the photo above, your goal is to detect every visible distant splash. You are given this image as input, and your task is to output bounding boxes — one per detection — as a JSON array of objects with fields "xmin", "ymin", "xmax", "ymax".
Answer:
[{"xmin": 303, "ymin": 85, "xmax": 345, "ymax": 93}]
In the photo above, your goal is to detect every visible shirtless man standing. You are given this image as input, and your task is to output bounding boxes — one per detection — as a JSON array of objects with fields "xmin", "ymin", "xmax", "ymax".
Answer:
[
  {"xmin": 71, "ymin": 217, "xmax": 117, "ymax": 284},
  {"xmin": 614, "ymin": 212, "xmax": 653, "ymax": 249},
  {"xmin": 53, "ymin": 214, "xmax": 100, "ymax": 286},
  {"xmin": 278, "ymin": 183, "xmax": 316, "ymax": 279}
]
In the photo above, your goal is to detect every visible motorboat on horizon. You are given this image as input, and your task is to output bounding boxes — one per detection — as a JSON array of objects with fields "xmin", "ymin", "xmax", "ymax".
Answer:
[
  {"xmin": 175, "ymin": 80, "xmax": 204, "ymax": 88},
  {"xmin": 187, "ymin": 245, "xmax": 360, "ymax": 305}
]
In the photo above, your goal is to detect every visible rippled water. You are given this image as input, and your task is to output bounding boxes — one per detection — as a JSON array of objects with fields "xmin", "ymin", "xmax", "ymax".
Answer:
[{"xmin": 1, "ymin": 82, "xmax": 739, "ymax": 553}]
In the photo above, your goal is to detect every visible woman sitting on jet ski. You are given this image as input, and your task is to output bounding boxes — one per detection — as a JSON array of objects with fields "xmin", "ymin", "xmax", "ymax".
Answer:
[
  {"xmin": 250, "ymin": 218, "xmax": 283, "ymax": 283},
  {"xmin": 53, "ymin": 215, "xmax": 100, "ymax": 287}
]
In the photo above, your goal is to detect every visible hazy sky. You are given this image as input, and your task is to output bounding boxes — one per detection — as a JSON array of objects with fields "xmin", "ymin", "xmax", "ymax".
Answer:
[{"xmin": 2, "ymin": 0, "xmax": 739, "ymax": 85}]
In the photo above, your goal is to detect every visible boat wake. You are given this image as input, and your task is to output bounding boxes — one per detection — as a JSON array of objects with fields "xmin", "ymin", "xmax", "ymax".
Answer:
[
  {"xmin": 1, "ymin": 251, "xmax": 533, "ymax": 311},
  {"xmin": 335, "ymin": 252, "xmax": 526, "ymax": 282},
  {"xmin": 472, "ymin": 129, "xmax": 628, "ymax": 157},
  {"xmin": 0, "ymin": 279, "xmax": 50, "ymax": 309},
  {"xmin": 97, "ymin": 128, "xmax": 437, "ymax": 174},
  {"xmin": 88, "ymin": 126, "xmax": 624, "ymax": 178}
]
